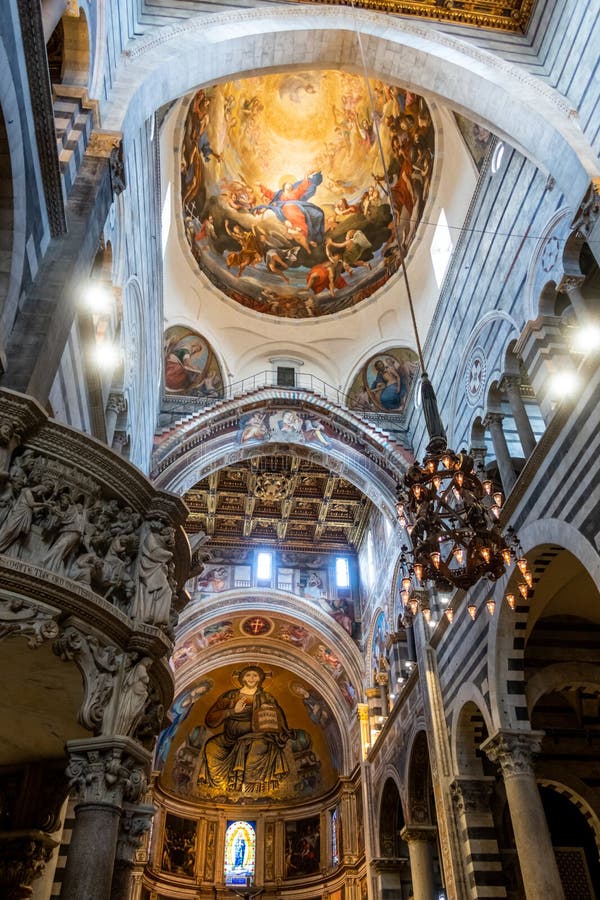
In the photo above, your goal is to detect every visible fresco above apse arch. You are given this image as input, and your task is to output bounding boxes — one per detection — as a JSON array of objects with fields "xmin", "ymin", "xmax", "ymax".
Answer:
[
  {"xmin": 180, "ymin": 72, "xmax": 435, "ymax": 319},
  {"xmin": 348, "ymin": 347, "xmax": 419, "ymax": 413},
  {"xmin": 163, "ymin": 325, "xmax": 224, "ymax": 397}
]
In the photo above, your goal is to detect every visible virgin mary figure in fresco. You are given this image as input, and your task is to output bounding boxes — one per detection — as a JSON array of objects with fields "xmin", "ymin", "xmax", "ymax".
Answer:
[
  {"xmin": 252, "ymin": 173, "xmax": 325, "ymax": 254},
  {"xmin": 198, "ymin": 666, "xmax": 292, "ymax": 794}
]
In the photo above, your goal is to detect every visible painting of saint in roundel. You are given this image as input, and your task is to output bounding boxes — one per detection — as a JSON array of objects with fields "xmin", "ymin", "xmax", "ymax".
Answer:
[
  {"xmin": 348, "ymin": 348, "xmax": 419, "ymax": 413},
  {"xmin": 180, "ymin": 72, "xmax": 434, "ymax": 319},
  {"xmin": 163, "ymin": 326, "xmax": 224, "ymax": 397}
]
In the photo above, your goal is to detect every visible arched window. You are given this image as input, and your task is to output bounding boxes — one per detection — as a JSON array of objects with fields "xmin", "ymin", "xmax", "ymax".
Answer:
[{"xmin": 224, "ymin": 820, "xmax": 256, "ymax": 885}]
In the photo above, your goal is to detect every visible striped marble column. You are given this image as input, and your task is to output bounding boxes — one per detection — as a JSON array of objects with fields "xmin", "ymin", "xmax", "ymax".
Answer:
[{"xmin": 450, "ymin": 776, "xmax": 506, "ymax": 899}]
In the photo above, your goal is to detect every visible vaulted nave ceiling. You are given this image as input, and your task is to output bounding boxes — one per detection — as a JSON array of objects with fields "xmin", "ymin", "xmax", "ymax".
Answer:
[{"xmin": 184, "ymin": 456, "xmax": 370, "ymax": 552}]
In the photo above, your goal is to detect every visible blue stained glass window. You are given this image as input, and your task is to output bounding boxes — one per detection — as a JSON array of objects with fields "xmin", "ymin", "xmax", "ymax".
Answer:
[
  {"xmin": 224, "ymin": 820, "xmax": 256, "ymax": 886},
  {"xmin": 331, "ymin": 808, "xmax": 339, "ymax": 866}
]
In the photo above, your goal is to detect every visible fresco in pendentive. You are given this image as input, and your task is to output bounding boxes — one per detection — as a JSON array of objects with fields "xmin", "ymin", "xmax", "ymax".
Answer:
[
  {"xmin": 453, "ymin": 113, "xmax": 495, "ymax": 171},
  {"xmin": 163, "ymin": 664, "xmax": 341, "ymax": 802},
  {"xmin": 348, "ymin": 347, "xmax": 419, "ymax": 413},
  {"xmin": 163, "ymin": 325, "xmax": 223, "ymax": 397},
  {"xmin": 180, "ymin": 72, "xmax": 434, "ymax": 319}
]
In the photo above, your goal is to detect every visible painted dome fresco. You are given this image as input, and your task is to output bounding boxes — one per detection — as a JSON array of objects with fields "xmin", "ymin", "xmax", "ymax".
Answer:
[{"xmin": 180, "ymin": 71, "xmax": 434, "ymax": 318}]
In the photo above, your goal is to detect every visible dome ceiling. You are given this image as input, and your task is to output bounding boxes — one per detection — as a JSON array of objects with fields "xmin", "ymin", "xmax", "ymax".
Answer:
[{"xmin": 180, "ymin": 71, "xmax": 434, "ymax": 318}]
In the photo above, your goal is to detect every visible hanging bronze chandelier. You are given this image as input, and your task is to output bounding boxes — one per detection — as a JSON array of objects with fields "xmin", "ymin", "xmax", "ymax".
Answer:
[
  {"xmin": 346, "ymin": 16, "xmax": 526, "ymax": 608},
  {"xmin": 395, "ymin": 383, "xmax": 521, "ymax": 592}
]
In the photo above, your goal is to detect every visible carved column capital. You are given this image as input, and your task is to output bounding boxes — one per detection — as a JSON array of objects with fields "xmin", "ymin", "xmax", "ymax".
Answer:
[
  {"xmin": 107, "ymin": 393, "xmax": 127, "ymax": 416},
  {"xmin": 556, "ymin": 273, "xmax": 586, "ymax": 294},
  {"xmin": 480, "ymin": 729, "xmax": 544, "ymax": 779},
  {"xmin": 482, "ymin": 411, "xmax": 505, "ymax": 428},
  {"xmin": 115, "ymin": 803, "xmax": 155, "ymax": 865},
  {"xmin": 400, "ymin": 824, "xmax": 437, "ymax": 843},
  {"xmin": 450, "ymin": 776, "xmax": 495, "ymax": 815},
  {"xmin": 498, "ymin": 374, "xmax": 522, "ymax": 394},
  {"xmin": 0, "ymin": 830, "xmax": 58, "ymax": 896},
  {"xmin": 65, "ymin": 737, "xmax": 151, "ymax": 808},
  {"xmin": 571, "ymin": 177, "xmax": 600, "ymax": 241}
]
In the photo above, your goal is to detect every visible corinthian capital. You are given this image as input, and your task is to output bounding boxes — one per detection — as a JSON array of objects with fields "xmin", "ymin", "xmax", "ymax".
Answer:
[
  {"xmin": 116, "ymin": 803, "xmax": 155, "ymax": 865},
  {"xmin": 450, "ymin": 776, "xmax": 495, "ymax": 815},
  {"xmin": 480, "ymin": 729, "xmax": 544, "ymax": 779},
  {"xmin": 65, "ymin": 737, "xmax": 150, "ymax": 807}
]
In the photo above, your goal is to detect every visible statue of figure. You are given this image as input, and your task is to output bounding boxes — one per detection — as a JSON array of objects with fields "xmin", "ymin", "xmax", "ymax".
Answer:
[
  {"xmin": 133, "ymin": 519, "xmax": 176, "ymax": 626},
  {"xmin": 0, "ymin": 420, "xmax": 22, "ymax": 484},
  {"xmin": 197, "ymin": 666, "xmax": 292, "ymax": 794},
  {"xmin": 0, "ymin": 475, "xmax": 53, "ymax": 556},
  {"xmin": 112, "ymin": 656, "xmax": 152, "ymax": 736},
  {"xmin": 43, "ymin": 489, "xmax": 86, "ymax": 573}
]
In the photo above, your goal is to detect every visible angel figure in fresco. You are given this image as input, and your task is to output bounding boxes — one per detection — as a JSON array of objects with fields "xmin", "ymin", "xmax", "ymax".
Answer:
[
  {"xmin": 198, "ymin": 666, "xmax": 293, "ymax": 794},
  {"xmin": 224, "ymin": 220, "xmax": 262, "ymax": 277},
  {"xmin": 326, "ymin": 229, "xmax": 373, "ymax": 274},
  {"xmin": 252, "ymin": 173, "xmax": 325, "ymax": 254}
]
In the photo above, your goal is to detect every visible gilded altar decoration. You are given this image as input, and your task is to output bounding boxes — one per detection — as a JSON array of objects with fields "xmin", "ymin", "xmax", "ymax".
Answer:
[
  {"xmin": 348, "ymin": 347, "xmax": 419, "ymax": 413},
  {"xmin": 163, "ymin": 325, "xmax": 223, "ymax": 397},
  {"xmin": 180, "ymin": 72, "xmax": 434, "ymax": 318}
]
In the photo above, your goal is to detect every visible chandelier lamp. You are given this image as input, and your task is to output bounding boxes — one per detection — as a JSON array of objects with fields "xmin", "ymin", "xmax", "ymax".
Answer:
[{"xmin": 347, "ymin": 17, "xmax": 530, "ymax": 623}]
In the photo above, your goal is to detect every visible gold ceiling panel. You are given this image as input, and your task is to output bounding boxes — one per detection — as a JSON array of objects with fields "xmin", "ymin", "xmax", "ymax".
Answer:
[
  {"xmin": 184, "ymin": 457, "xmax": 371, "ymax": 552},
  {"xmin": 289, "ymin": 0, "xmax": 534, "ymax": 33}
]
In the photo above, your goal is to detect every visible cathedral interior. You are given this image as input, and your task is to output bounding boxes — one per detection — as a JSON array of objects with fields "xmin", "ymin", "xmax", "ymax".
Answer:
[{"xmin": 0, "ymin": 1, "xmax": 599, "ymax": 899}]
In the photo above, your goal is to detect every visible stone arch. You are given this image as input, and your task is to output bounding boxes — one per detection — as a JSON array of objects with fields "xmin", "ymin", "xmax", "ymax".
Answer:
[
  {"xmin": 178, "ymin": 587, "xmax": 365, "ymax": 698},
  {"xmin": 0, "ymin": 38, "xmax": 27, "ymax": 346},
  {"xmin": 451, "ymin": 691, "xmax": 494, "ymax": 777},
  {"xmin": 151, "ymin": 390, "xmax": 411, "ymax": 517},
  {"xmin": 527, "ymin": 661, "xmax": 600, "ymax": 713},
  {"xmin": 537, "ymin": 777, "xmax": 600, "ymax": 855},
  {"xmin": 405, "ymin": 730, "xmax": 433, "ymax": 825},
  {"xmin": 101, "ymin": 8, "xmax": 598, "ymax": 204},
  {"xmin": 487, "ymin": 518, "xmax": 600, "ymax": 731},
  {"xmin": 524, "ymin": 207, "xmax": 575, "ymax": 322},
  {"xmin": 378, "ymin": 774, "xmax": 406, "ymax": 857},
  {"xmin": 169, "ymin": 597, "xmax": 358, "ymax": 773}
]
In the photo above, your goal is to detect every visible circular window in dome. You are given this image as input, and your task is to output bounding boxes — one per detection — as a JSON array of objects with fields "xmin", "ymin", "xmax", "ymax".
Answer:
[{"xmin": 180, "ymin": 71, "xmax": 435, "ymax": 319}]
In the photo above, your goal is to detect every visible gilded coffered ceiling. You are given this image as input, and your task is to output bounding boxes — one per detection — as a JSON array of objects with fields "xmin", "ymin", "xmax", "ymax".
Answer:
[
  {"xmin": 183, "ymin": 457, "xmax": 370, "ymax": 552},
  {"xmin": 288, "ymin": 0, "xmax": 534, "ymax": 32}
]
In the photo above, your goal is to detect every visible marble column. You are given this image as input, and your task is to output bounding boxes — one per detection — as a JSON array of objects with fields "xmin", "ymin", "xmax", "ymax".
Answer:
[
  {"xmin": 482, "ymin": 413, "xmax": 516, "ymax": 495},
  {"xmin": 111, "ymin": 803, "xmax": 155, "ymax": 900},
  {"xmin": 451, "ymin": 777, "xmax": 506, "ymax": 899},
  {"xmin": 481, "ymin": 730, "xmax": 564, "ymax": 900},
  {"xmin": 61, "ymin": 737, "xmax": 150, "ymax": 900},
  {"xmin": 400, "ymin": 825, "xmax": 437, "ymax": 900},
  {"xmin": 499, "ymin": 376, "xmax": 537, "ymax": 458},
  {"xmin": 105, "ymin": 393, "xmax": 127, "ymax": 447}
]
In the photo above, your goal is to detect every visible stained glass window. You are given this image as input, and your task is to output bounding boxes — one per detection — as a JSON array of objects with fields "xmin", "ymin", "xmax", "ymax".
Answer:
[
  {"xmin": 331, "ymin": 807, "xmax": 339, "ymax": 866},
  {"xmin": 224, "ymin": 820, "xmax": 256, "ymax": 885}
]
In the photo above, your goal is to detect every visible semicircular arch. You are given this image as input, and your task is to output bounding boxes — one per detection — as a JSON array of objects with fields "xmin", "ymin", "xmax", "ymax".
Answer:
[{"xmin": 102, "ymin": 8, "xmax": 598, "ymax": 204}]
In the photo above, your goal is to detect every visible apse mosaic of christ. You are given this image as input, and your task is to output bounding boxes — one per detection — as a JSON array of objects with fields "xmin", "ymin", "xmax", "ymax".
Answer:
[{"xmin": 180, "ymin": 72, "xmax": 434, "ymax": 318}]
